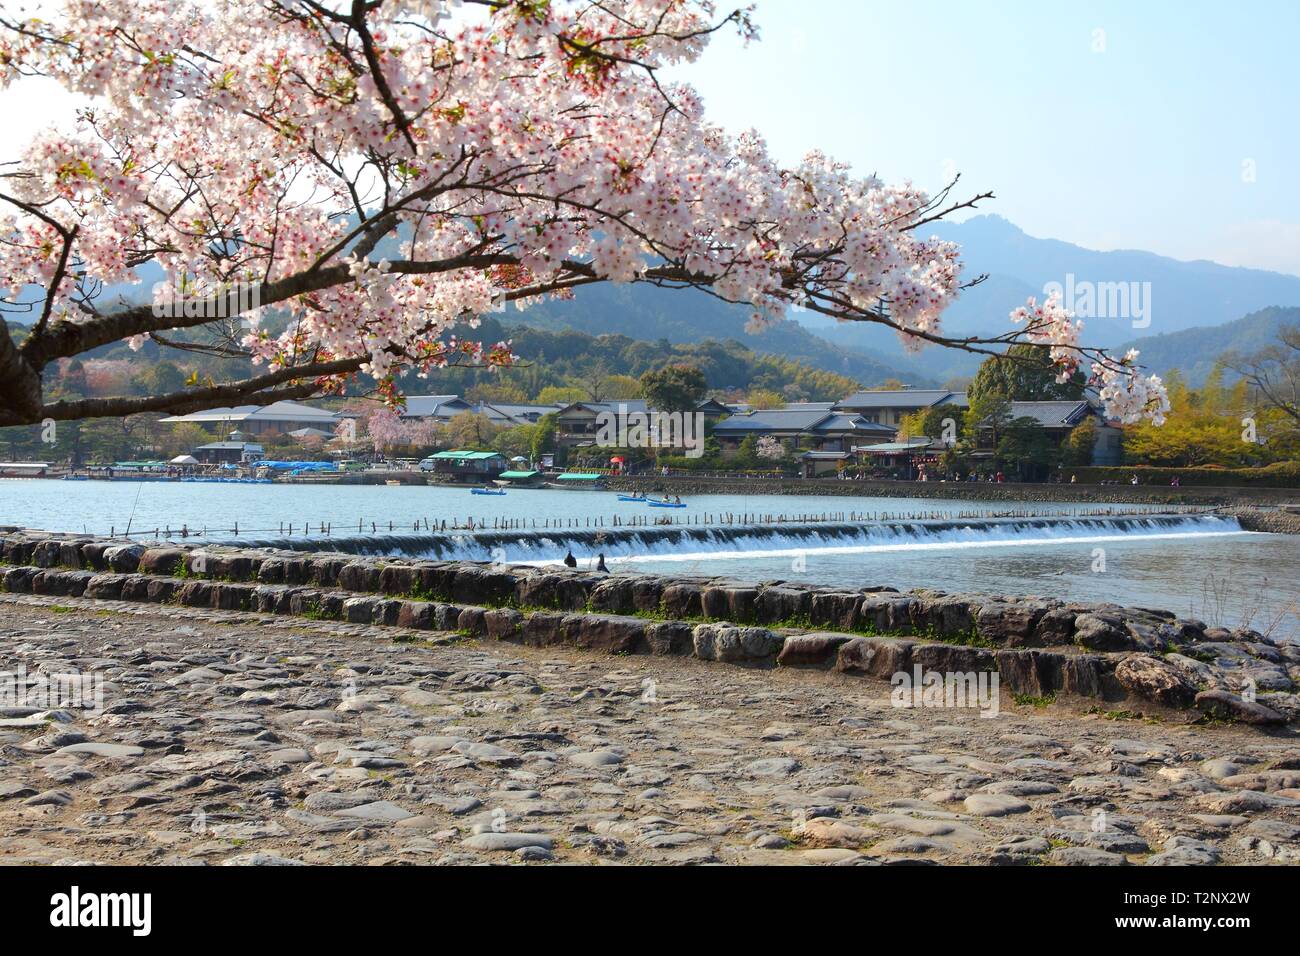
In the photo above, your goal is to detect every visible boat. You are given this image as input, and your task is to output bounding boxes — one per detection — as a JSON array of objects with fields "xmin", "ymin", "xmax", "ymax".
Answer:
[
  {"xmin": 647, "ymin": 499, "xmax": 687, "ymax": 508},
  {"xmin": 616, "ymin": 494, "xmax": 647, "ymax": 502},
  {"xmin": 385, "ymin": 479, "xmax": 402, "ymax": 486},
  {"xmin": 545, "ymin": 472, "xmax": 607, "ymax": 491},
  {"xmin": 470, "ymin": 487, "xmax": 507, "ymax": 496}
]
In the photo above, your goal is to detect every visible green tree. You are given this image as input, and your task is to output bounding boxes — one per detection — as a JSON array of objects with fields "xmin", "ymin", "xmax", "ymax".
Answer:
[
  {"xmin": 900, "ymin": 405, "xmax": 965, "ymax": 443},
  {"xmin": 746, "ymin": 389, "xmax": 786, "ymax": 410},
  {"xmin": 529, "ymin": 413, "xmax": 557, "ymax": 461},
  {"xmin": 440, "ymin": 412, "xmax": 499, "ymax": 450},
  {"xmin": 165, "ymin": 422, "xmax": 215, "ymax": 458},
  {"xmin": 466, "ymin": 381, "xmax": 530, "ymax": 404},
  {"xmin": 639, "ymin": 364, "xmax": 707, "ymax": 412},
  {"xmin": 492, "ymin": 423, "xmax": 537, "ymax": 459},
  {"xmin": 996, "ymin": 416, "xmax": 1054, "ymax": 480},
  {"xmin": 1059, "ymin": 417, "xmax": 1098, "ymax": 467},
  {"xmin": 132, "ymin": 360, "xmax": 187, "ymax": 397},
  {"xmin": 969, "ymin": 343, "xmax": 1086, "ymax": 405},
  {"xmin": 964, "ymin": 391, "xmax": 1012, "ymax": 449},
  {"xmin": 536, "ymin": 385, "xmax": 587, "ymax": 405},
  {"xmin": 601, "ymin": 374, "xmax": 643, "ymax": 400},
  {"xmin": 1122, "ymin": 364, "xmax": 1268, "ymax": 467},
  {"xmin": 735, "ymin": 434, "xmax": 759, "ymax": 468}
]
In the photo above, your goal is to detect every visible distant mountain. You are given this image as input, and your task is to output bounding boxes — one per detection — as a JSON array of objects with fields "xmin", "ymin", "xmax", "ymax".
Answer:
[
  {"xmin": 797, "ymin": 272, "xmax": 1041, "ymax": 383},
  {"xmin": 510, "ymin": 281, "xmax": 931, "ymax": 387},
  {"xmin": 19, "ymin": 212, "xmax": 1300, "ymax": 390},
  {"xmin": 794, "ymin": 214, "xmax": 1300, "ymax": 380},
  {"xmin": 10, "ymin": 249, "xmax": 923, "ymax": 388},
  {"xmin": 1114, "ymin": 306, "xmax": 1300, "ymax": 386}
]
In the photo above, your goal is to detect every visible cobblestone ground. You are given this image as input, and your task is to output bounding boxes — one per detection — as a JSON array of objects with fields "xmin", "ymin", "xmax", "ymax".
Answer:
[{"xmin": 1, "ymin": 594, "xmax": 1297, "ymax": 866}]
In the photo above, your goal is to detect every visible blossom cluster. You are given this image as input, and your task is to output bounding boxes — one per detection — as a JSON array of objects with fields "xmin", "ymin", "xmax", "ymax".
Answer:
[
  {"xmin": 0, "ymin": 0, "xmax": 1165, "ymax": 421},
  {"xmin": 1011, "ymin": 293, "xmax": 1168, "ymax": 424}
]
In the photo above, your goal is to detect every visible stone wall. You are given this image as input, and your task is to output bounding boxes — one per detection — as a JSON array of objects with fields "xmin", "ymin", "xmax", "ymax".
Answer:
[
  {"xmin": 1, "ymin": 528, "xmax": 1296, "ymax": 726},
  {"xmin": 1228, "ymin": 507, "xmax": 1300, "ymax": 535}
]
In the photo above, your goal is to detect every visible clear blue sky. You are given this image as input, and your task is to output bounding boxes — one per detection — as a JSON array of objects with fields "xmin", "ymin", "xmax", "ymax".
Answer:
[{"xmin": 671, "ymin": 0, "xmax": 1300, "ymax": 275}]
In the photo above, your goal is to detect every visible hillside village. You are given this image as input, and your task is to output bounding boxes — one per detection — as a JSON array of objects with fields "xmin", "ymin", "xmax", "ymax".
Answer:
[
  {"xmin": 5, "ymin": 314, "xmax": 1297, "ymax": 486},
  {"xmin": 6, "ymin": 385, "xmax": 1132, "ymax": 484}
]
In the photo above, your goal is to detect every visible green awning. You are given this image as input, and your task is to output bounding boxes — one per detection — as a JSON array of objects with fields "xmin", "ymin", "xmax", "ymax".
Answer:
[
  {"xmin": 498, "ymin": 470, "xmax": 539, "ymax": 479},
  {"xmin": 429, "ymin": 450, "xmax": 501, "ymax": 460},
  {"xmin": 555, "ymin": 472, "xmax": 603, "ymax": 481}
]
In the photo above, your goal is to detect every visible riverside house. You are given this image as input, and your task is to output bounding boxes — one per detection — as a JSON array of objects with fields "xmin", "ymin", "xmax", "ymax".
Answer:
[
  {"xmin": 711, "ymin": 407, "xmax": 895, "ymax": 456},
  {"xmin": 554, "ymin": 399, "xmax": 731, "ymax": 451},
  {"xmin": 973, "ymin": 400, "xmax": 1124, "ymax": 469},
  {"xmin": 160, "ymin": 399, "xmax": 339, "ymax": 438},
  {"xmin": 400, "ymin": 396, "xmax": 564, "ymax": 427},
  {"xmin": 832, "ymin": 388, "xmax": 969, "ymax": 426},
  {"xmin": 423, "ymin": 450, "xmax": 508, "ymax": 483}
]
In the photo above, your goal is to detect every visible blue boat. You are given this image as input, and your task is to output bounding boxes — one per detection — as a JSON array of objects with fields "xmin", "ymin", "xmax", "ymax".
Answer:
[
  {"xmin": 471, "ymin": 487, "xmax": 507, "ymax": 496},
  {"xmin": 647, "ymin": 499, "xmax": 686, "ymax": 508},
  {"xmin": 617, "ymin": 494, "xmax": 647, "ymax": 502}
]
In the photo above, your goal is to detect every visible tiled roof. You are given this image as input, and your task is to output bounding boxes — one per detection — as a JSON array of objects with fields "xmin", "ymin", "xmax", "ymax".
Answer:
[
  {"xmin": 402, "ymin": 395, "xmax": 471, "ymax": 418},
  {"xmin": 1006, "ymin": 401, "xmax": 1094, "ymax": 426},
  {"xmin": 160, "ymin": 400, "xmax": 337, "ymax": 424},
  {"xmin": 559, "ymin": 400, "xmax": 651, "ymax": 415},
  {"xmin": 834, "ymin": 389, "xmax": 961, "ymax": 411},
  {"xmin": 478, "ymin": 403, "xmax": 563, "ymax": 419},
  {"xmin": 810, "ymin": 414, "xmax": 895, "ymax": 435},
  {"xmin": 712, "ymin": 409, "xmax": 835, "ymax": 433}
]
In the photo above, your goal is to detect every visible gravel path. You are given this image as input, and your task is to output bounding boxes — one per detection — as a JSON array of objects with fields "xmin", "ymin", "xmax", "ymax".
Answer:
[{"xmin": 1, "ymin": 594, "xmax": 1297, "ymax": 866}]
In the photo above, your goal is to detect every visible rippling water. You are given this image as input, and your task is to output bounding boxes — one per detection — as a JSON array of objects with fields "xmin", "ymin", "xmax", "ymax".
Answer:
[{"xmin": 3, "ymin": 478, "xmax": 1296, "ymax": 639}]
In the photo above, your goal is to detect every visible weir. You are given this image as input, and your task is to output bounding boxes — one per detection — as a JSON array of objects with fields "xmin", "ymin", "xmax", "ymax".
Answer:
[{"xmin": 221, "ymin": 513, "xmax": 1248, "ymax": 564}]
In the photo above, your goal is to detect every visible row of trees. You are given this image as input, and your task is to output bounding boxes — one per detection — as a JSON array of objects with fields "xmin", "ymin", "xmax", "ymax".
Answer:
[
  {"xmin": 1122, "ymin": 368, "xmax": 1299, "ymax": 467},
  {"xmin": 898, "ymin": 329, "xmax": 1300, "ymax": 478}
]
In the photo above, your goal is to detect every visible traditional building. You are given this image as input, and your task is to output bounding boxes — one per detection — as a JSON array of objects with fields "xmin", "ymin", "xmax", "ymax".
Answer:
[
  {"xmin": 399, "ymin": 395, "xmax": 474, "ymax": 420},
  {"xmin": 400, "ymin": 396, "xmax": 562, "ymax": 427},
  {"xmin": 160, "ymin": 400, "xmax": 339, "ymax": 437},
  {"xmin": 832, "ymin": 389, "xmax": 968, "ymax": 427},
  {"xmin": 422, "ymin": 449, "xmax": 508, "ymax": 482},
  {"xmin": 193, "ymin": 439, "xmax": 265, "ymax": 464},
  {"xmin": 711, "ymin": 407, "xmax": 895, "ymax": 455},
  {"xmin": 1005, "ymin": 400, "xmax": 1123, "ymax": 465}
]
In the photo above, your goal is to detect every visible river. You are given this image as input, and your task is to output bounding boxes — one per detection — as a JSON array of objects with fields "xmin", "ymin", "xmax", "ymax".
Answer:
[{"xmin": 2, "ymin": 478, "xmax": 1296, "ymax": 640}]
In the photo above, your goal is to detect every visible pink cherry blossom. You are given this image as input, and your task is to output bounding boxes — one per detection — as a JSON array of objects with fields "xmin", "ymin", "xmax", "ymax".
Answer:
[{"xmin": 0, "ymin": 0, "xmax": 1165, "ymax": 424}]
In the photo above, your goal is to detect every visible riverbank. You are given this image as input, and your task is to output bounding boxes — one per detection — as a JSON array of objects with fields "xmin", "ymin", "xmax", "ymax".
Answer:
[
  {"xmin": 3, "ymin": 529, "xmax": 1297, "ymax": 728},
  {"xmin": 3, "ymin": 595, "xmax": 1297, "ymax": 866},
  {"xmin": 607, "ymin": 475, "xmax": 1300, "ymax": 507}
]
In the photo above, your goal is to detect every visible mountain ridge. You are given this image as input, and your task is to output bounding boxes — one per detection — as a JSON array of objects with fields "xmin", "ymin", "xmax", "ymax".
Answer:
[
  {"xmin": 13, "ymin": 213, "xmax": 1300, "ymax": 390},
  {"xmin": 793, "ymin": 214, "xmax": 1300, "ymax": 380},
  {"xmin": 1114, "ymin": 305, "xmax": 1300, "ymax": 386}
]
